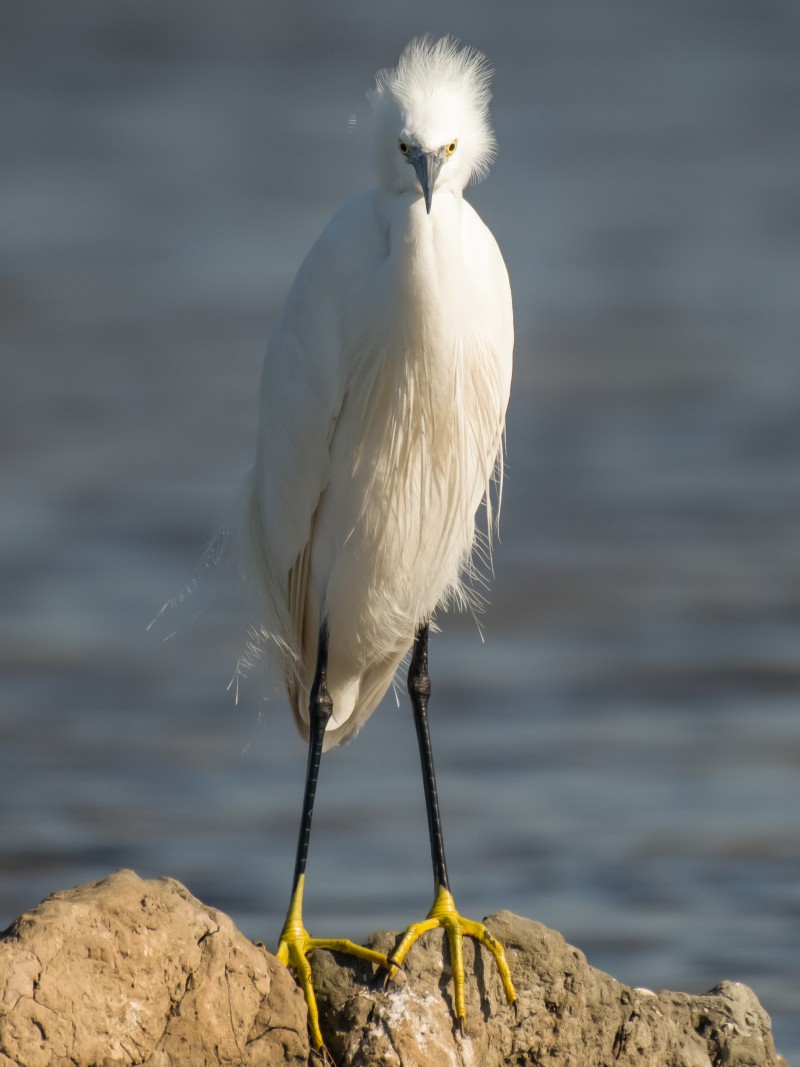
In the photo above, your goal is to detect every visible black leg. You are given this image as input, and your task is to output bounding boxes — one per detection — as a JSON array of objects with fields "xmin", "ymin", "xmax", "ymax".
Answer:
[
  {"xmin": 408, "ymin": 623, "xmax": 450, "ymax": 892},
  {"xmin": 292, "ymin": 624, "xmax": 333, "ymax": 891},
  {"xmin": 278, "ymin": 623, "xmax": 387, "ymax": 1053},
  {"xmin": 389, "ymin": 623, "xmax": 518, "ymax": 1021}
]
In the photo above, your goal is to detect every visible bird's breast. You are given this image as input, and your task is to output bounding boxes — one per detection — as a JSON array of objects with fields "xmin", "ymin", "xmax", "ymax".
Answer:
[{"xmin": 312, "ymin": 212, "xmax": 507, "ymax": 648}]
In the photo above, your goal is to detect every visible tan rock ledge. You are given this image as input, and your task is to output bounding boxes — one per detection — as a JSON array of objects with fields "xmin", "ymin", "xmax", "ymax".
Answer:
[{"xmin": 0, "ymin": 870, "xmax": 786, "ymax": 1067}]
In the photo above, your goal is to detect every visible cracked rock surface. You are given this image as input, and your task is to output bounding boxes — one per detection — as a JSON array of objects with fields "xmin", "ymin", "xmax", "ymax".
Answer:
[
  {"xmin": 0, "ymin": 869, "xmax": 308, "ymax": 1066},
  {"xmin": 0, "ymin": 871, "xmax": 785, "ymax": 1067}
]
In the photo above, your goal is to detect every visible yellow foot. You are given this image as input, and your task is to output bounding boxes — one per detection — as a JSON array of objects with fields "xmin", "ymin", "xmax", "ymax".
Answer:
[
  {"xmin": 276, "ymin": 876, "xmax": 388, "ymax": 1055},
  {"xmin": 387, "ymin": 884, "xmax": 517, "ymax": 1030}
]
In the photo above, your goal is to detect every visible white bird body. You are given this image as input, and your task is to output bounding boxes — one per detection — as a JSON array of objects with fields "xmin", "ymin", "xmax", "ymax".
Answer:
[
  {"xmin": 248, "ymin": 39, "xmax": 519, "ymax": 1048},
  {"xmin": 246, "ymin": 38, "xmax": 513, "ymax": 750}
]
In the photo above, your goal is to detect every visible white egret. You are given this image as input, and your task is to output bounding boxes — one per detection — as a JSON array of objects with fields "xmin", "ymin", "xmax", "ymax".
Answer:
[{"xmin": 246, "ymin": 36, "xmax": 516, "ymax": 1051}]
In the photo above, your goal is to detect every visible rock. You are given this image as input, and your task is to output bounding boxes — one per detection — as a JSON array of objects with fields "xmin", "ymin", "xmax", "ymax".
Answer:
[
  {"xmin": 0, "ymin": 872, "xmax": 785, "ymax": 1067},
  {"xmin": 0, "ymin": 869, "xmax": 308, "ymax": 1066},
  {"xmin": 313, "ymin": 911, "xmax": 783, "ymax": 1067}
]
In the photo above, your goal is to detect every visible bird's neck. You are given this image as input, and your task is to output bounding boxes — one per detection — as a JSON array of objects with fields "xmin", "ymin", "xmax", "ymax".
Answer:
[{"xmin": 385, "ymin": 189, "xmax": 465, "ymax": 310}]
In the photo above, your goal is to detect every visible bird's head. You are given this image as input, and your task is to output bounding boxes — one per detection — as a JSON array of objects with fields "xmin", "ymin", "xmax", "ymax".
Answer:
[{"xmin": 368, "ymin": 36, "xmax": 496, "ymax": 213}]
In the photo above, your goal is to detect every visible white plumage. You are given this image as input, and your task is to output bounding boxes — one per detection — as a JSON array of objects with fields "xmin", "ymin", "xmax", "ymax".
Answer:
[{"xmin": 246, "ymin": 35, "xmax": 513, "ymax": 750}]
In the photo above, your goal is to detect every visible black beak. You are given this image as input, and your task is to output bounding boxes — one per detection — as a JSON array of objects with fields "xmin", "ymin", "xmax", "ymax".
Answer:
[{"xmin": 410, "ymin": 148, "xmax": 445, "ymax": 214}]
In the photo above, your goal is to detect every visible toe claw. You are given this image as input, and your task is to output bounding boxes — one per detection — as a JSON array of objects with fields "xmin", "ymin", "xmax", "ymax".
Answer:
[
  {"xmin": 310, "ymin": 1046, "xmax": 336, "ymax": 1067},
  {"xmin": 382, "ymin": 956, "xmax": 403, "ymax": 989}
]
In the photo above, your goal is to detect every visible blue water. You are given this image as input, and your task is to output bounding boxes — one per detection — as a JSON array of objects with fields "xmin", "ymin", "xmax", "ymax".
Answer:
[{"xmin": 2, "ymin": 2, "xmax": 799, "ymax": 1059}]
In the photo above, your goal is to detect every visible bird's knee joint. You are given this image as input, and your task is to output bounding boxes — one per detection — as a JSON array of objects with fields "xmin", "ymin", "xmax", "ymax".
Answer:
[
  {"xmin": 408, "ymin": 673, "xmax": 431, "ymax": 700},
  {"xmin": 309, "ymin": 682, "xmax": 334, "ymax": 727}
]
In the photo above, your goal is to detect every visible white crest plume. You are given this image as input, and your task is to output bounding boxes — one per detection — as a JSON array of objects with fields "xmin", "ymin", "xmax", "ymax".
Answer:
[{"xmin": 369, "ymin": 35, "xmax": 497, "ymax": 187}]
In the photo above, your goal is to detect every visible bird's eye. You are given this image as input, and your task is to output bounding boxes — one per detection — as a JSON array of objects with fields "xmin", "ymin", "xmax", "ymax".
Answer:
[
  {"xmin": 399, "ymin": 141, "xmax": 410, "ymax": 156},
  {"xmin": 445, "ymin": 140, "xmax": 458, "ymax": 156}
]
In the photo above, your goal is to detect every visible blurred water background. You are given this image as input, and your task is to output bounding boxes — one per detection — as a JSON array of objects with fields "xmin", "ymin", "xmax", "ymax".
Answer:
[{"xmin": 2, "ymin": 1, "xmax": 799, "ymax": 1058}]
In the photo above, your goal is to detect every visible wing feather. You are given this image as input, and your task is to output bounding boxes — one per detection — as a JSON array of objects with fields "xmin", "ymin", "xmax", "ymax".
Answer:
[{"xmin": 243, "ymin": 191, "xmax": 386, "ymax": 709}]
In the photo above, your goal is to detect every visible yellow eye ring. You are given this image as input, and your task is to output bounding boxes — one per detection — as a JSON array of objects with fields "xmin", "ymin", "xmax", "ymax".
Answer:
[
  {"xmin": 399, "ymin": 141, "xmax": 410, "ymax": 156},
  {"xmin": 445, "ymin": 140, "xmax": 458, "ymax": 156}
]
